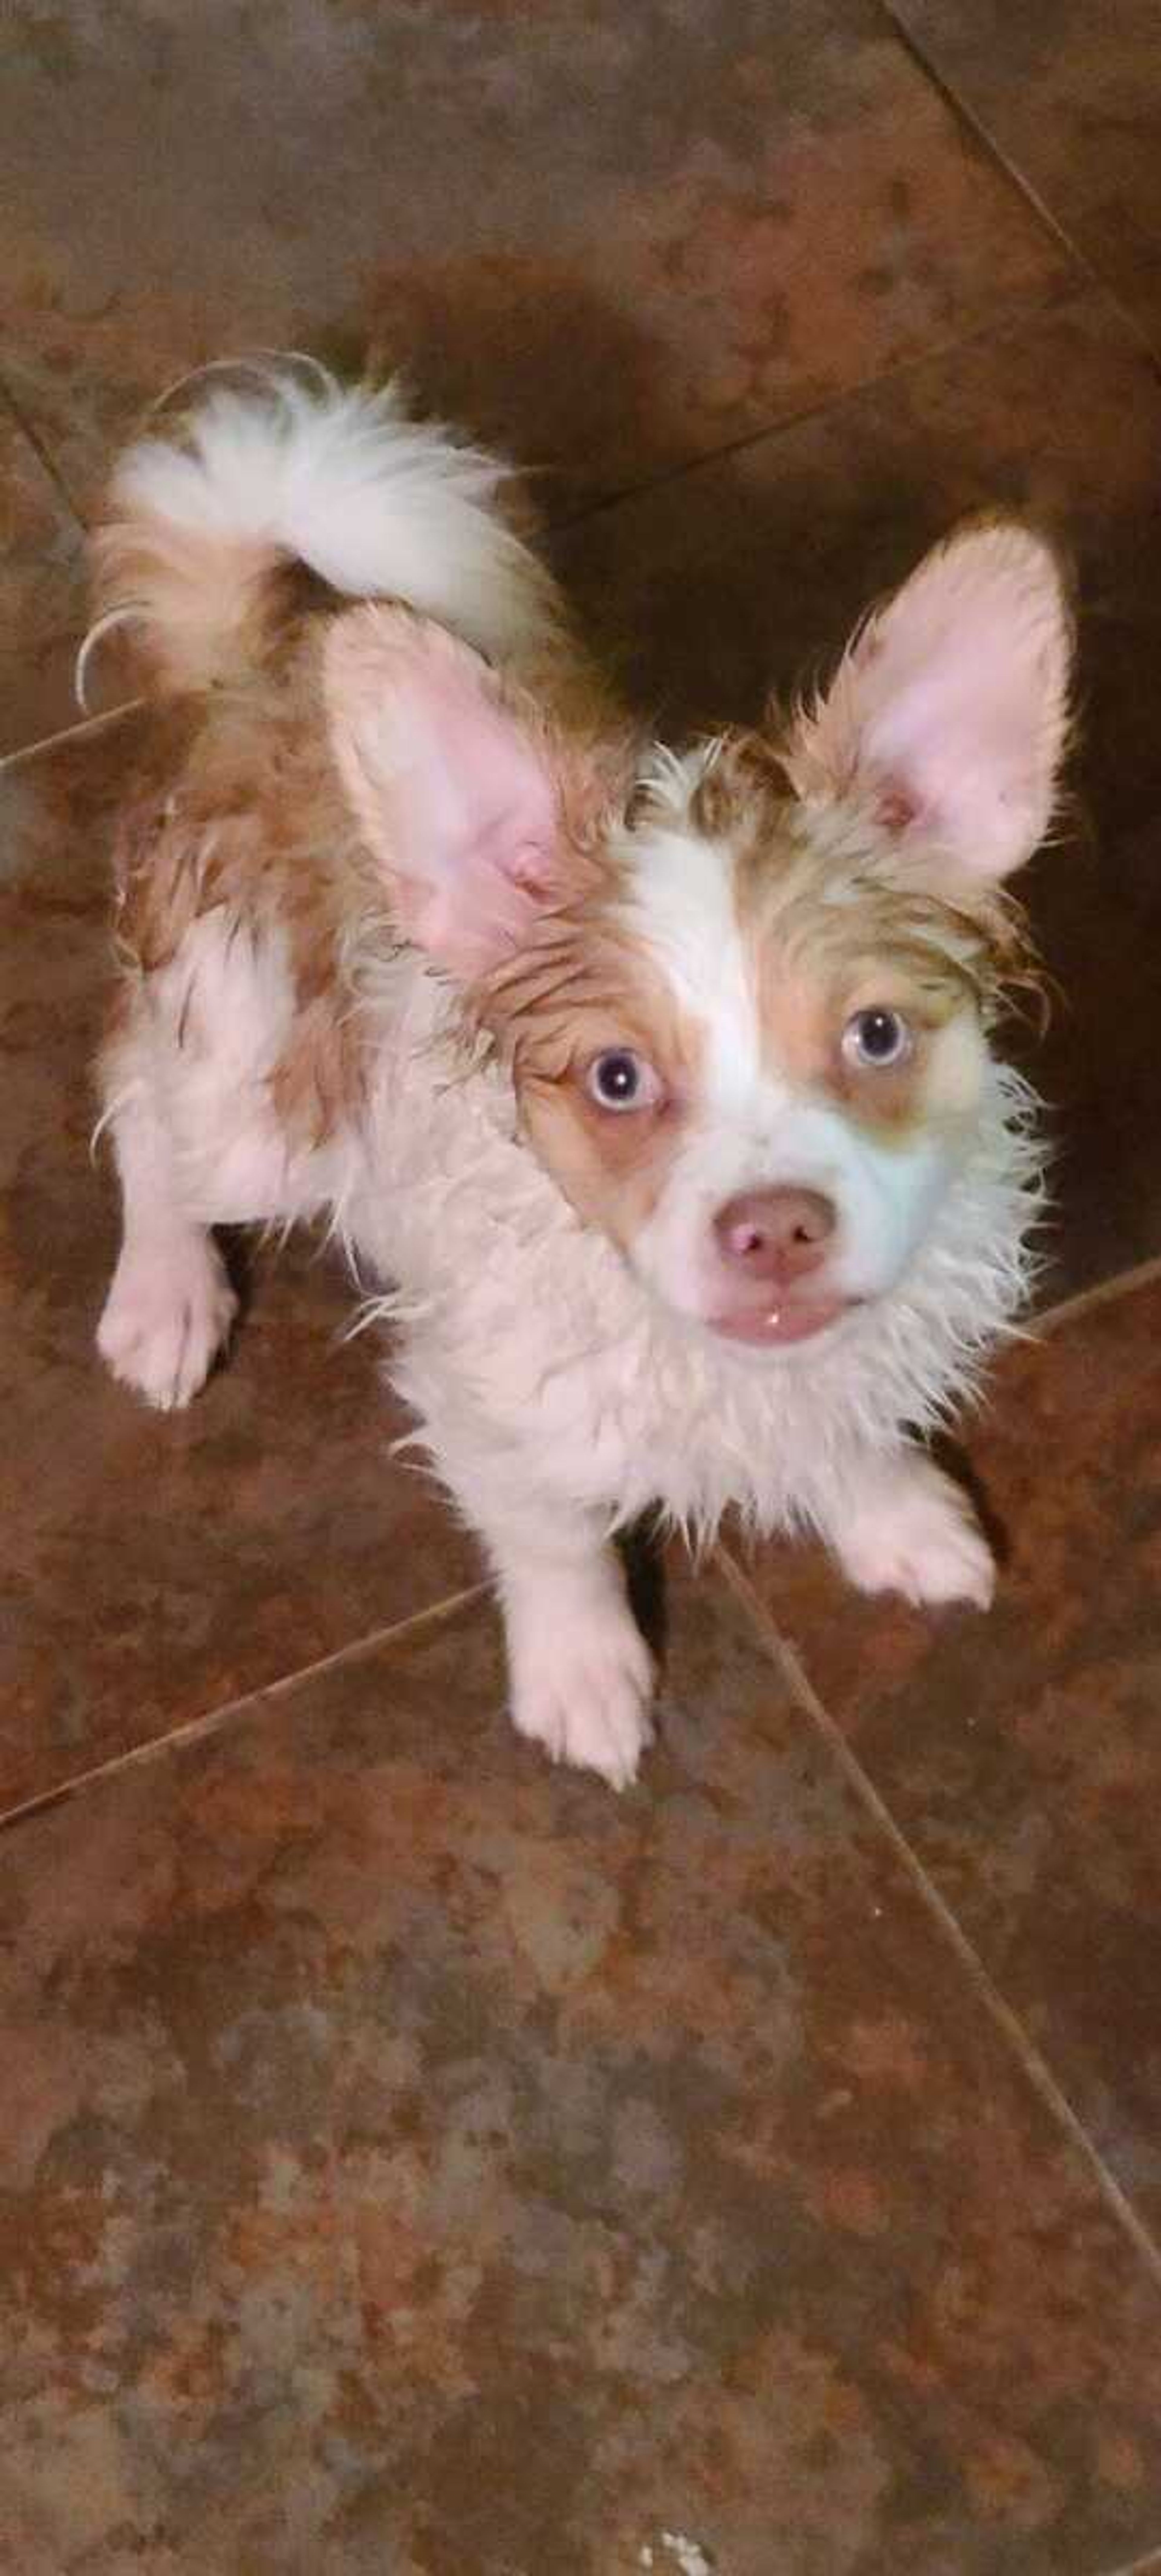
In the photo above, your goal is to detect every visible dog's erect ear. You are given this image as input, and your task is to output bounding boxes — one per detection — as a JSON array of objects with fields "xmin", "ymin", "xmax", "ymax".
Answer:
[
  {"xmin": 783, "ymin": 520, "xmax": 1072, "ymax": 886},
  {"xmin": 325, "ymin": 605, "xmax": 571, "ymax": 976}
]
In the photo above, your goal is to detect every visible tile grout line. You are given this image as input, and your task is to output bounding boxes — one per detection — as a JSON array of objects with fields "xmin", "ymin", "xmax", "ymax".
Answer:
[
  {"xmin": 1033, "ymin": 1253, "xmax": 1161, "ymax": 1335},
  {"xmin": 880, "ymin": 0, "xmax": 1161, "ymax": 387},
  {"xmin": 0, "ymin": 1580, "xmax": 487, "ymax": 1837},
  {"xmin": 715, "ymin": 1542, "xmax": 1161, "ymax": 2299},
  {"xmin": 0, "ymin": 366, "xmax": 90, "ymax": 530},
  {"xmin": 0, "ymin": 694, "xmax": 144, "ymax": 773},
  {"xmin": 548, "ymin": 275, "xmax": 1075, "ymax": 542}
]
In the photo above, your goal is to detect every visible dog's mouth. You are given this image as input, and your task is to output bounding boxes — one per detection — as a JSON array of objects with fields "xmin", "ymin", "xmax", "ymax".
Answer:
[{"xmin": 708, "ymin": 1294, "xmax": 857, "ymax": 1348}]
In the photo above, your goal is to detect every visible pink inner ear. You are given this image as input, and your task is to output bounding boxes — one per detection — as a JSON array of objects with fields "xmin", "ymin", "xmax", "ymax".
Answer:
[
  {"xmin": 785, "ymin": 523, "xmax": 1072, "ymax": 885},
  {"xmin": 326, "ymin": 607, "xmax": 566, "ymax": 976},
  {"xmin": 858, "ymin": 644, "xmax": 1056, "ymax": 875},
  {"xmin": 393, "ymin": 674, "xmax": 561, "ymax": 966}
]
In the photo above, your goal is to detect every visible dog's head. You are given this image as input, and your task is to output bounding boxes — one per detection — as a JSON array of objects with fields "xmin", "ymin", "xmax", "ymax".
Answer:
[{"xmin": 326, "ymin": 519, "xmax": 1071, "ymax": 1354}]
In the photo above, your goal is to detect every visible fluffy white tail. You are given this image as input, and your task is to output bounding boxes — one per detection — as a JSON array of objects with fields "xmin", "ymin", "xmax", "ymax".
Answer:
[{"xmin": 88, "ymin": 360, "xmax": 566, "ymax": 698}]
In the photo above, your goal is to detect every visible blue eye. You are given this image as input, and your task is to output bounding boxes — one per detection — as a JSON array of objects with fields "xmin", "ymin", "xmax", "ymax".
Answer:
[
  {"xmin": 585, "ymin": 1050, "xmax": 660, "ymax": 1112},
  {"xmin": 842, "ymin": 1007, "xmax": 911, "ymax": 1070}
]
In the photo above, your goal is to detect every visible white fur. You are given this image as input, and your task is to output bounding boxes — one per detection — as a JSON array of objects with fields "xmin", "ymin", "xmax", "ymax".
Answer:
[
  {"xmin": 109, "ymin": 364, "xmax": 564, "ymax": 667},
  {"xmin": 99, "ymin": 1229, "xmax": 237, "ymax": 1412},
  {"xmin": 823, "ymin": 1446, "xmax": 996, "ymax": 1608},
  {"xmin": 96, "ymin": 1070, "xmax": 240, "ymax": 1410},
  {"xmin": 618, "ymin": 798, "xmax": 767, "ymax": 1110},
  {"xmin": 94, "ymin": 371, "xmax": 1066, "ymax": 1784},
  {"xmin": 502, "ymin": 1547, "xmax": 656, "ymax": 1787}
]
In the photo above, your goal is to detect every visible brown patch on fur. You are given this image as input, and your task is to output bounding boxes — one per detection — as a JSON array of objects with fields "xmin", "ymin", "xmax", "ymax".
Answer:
[
  {"xmin": 703, "ymin": 725, "xmax": 1040, "ymax": 983},
  {"xmin": 688, "ymin": 723, "xmax": 1044, "ymax": 1139},
  {"xmin": 760, "ymin": 966, "xmax": 987, "ymax": 1140},
  {"xmin": 267, "ymin": 999, "xmax": 368, "ymax": 1146},
  {"xmin": 108, "ymin": 634, "xmax": 382, "ymax": 1150},
  {"xmin": 688, "ymin": 726, "xmax": 794, "ymax": 845},
  {"xmin": 92, "ymin": 515, "xmax": 333, "ymax": 697},
  {"xmin": 478, "ymin": 905, "xmax": 701, "ymax": 1244}
]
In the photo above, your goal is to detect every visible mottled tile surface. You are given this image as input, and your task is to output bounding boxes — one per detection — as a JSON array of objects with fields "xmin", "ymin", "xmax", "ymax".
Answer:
[
  {"xmin": 0, "ymin": 717, "xmax": 477, "ymax": 1817},
  {"xmin": 6, "ymin": 10, "xmax": 1161, "ymax": 2567},
  {"xmin": 5, "ymin": 1575, "xmax": 1161, "ymax": 2575},
  {"xmin": 737, "ymin": 1273, "xmax": 1161, "ymax": 2241},
  {"xmin": 891, "ymin": 0, "xmax": 1161, "ymax": 349},
  {"xmin": 0, "ymin": 389, "xmax": 85, "ymax": 754},
  {"xmin": 557, "ymin": 287, "xmax": 1161, "ymax": 1299},
  {"xmin": 1, "ymin": 0, "xmax": 1068, "ymax": 528}
]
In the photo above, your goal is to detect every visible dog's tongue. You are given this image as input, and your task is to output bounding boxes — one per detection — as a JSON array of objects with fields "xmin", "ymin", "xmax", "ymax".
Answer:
[{"xmin": 712, "ymin": 1298, "xmax": 848, "ymax": 1348}]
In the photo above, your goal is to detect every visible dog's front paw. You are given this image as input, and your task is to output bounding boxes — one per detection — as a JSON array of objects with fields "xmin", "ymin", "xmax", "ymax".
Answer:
[
  {"xmin": 832, "ymin": 1457, "xmax": 995, "ymax": 1611},
  {"xmin": 98, "ymin": 1233, "xmax": 237, "ymax": 1411},
  {"xmin": 509, "ymin": 1599, "xmax": 655, "ymax": 1790}
]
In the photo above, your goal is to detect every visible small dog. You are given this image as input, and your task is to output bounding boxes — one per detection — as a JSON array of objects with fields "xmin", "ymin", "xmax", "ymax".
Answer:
[{"xmin": 91, "ymin": 364, "xmax": 1071, "ymax": 1785}]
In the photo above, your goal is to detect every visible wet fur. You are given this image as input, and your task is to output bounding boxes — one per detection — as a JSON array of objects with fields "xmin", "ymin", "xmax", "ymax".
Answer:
[{"xmin": 90, "ymin": 364, "xmax": 1072, "ymax": 1786}]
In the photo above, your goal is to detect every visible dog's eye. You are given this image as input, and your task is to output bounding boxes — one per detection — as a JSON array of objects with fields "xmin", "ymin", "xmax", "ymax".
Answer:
[
  {"xmin": 842, "ymin": 1007, "xmax": 912, "ymax": 1070},
  {"xmin": 585, "ymin": 1049, "xmax": 661, "ymax": 1113}
]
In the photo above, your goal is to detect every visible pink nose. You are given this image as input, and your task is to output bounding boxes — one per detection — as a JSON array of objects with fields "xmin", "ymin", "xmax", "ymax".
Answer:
[{"xmin": 713, "ymin": 1187, "xmax": 837, "ymax": 1283}]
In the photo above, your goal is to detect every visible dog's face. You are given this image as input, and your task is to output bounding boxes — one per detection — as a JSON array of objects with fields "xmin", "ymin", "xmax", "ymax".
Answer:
[
  {"xmin": 493, "ymin": 756, "xmax": 1010, "ymax": 1349},
  {"xmin": 327, "ymin": 519, "xmax": 1071, "ymax": 1354}
]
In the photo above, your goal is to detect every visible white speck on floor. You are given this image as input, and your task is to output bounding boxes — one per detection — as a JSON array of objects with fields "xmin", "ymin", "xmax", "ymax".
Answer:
[
  {"xmin": 656, "ymin": 2536, "xmax": 714, "ymax": 2575},
  {"xmin": 640, "ymin": 2527, "xmax": 716, "ymax": 2572}
]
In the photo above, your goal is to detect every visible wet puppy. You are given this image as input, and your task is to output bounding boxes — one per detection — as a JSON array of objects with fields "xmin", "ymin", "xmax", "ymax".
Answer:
[{"xmin": 92, "ymin": 366, "xmax": 1071, "ymax": 1784}]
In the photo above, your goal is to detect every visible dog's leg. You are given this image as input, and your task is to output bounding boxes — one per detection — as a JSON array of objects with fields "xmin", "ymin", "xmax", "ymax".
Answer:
[
  {"xmin": 816, "ymin": 1445, "xmax": 995, "ymax": 1610},
  {"xmin": 96, "ymin": 1027, "xmax": 238, "ymax": 1412},
  {"xmin": 483, "ymin": 1512, "xmax": 656, "ymax": 1790}
]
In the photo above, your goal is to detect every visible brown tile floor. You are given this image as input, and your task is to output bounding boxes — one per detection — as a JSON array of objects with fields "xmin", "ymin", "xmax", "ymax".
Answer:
[
  {"xmin": 889, "ymin": 0, "xmax": 1161, "ymax": 347},
  {"xmin": 0, "ymin": 394, "xmax": 85, "ymax": 756},
  {"xmin": 7, "ymin": 1576, "xmax": 1161, "ymax": 2576},
  {"xmin": 3, "ymin": 0, "xmax": 1065, "ymax": 522},
  {"xmin": 732, "ymin": 1276, "xmax": 1161, "ymax": 2246},
  {"xmin": 4, "ymin": 2, "xmax": 1161, "ymax": 2568}
]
